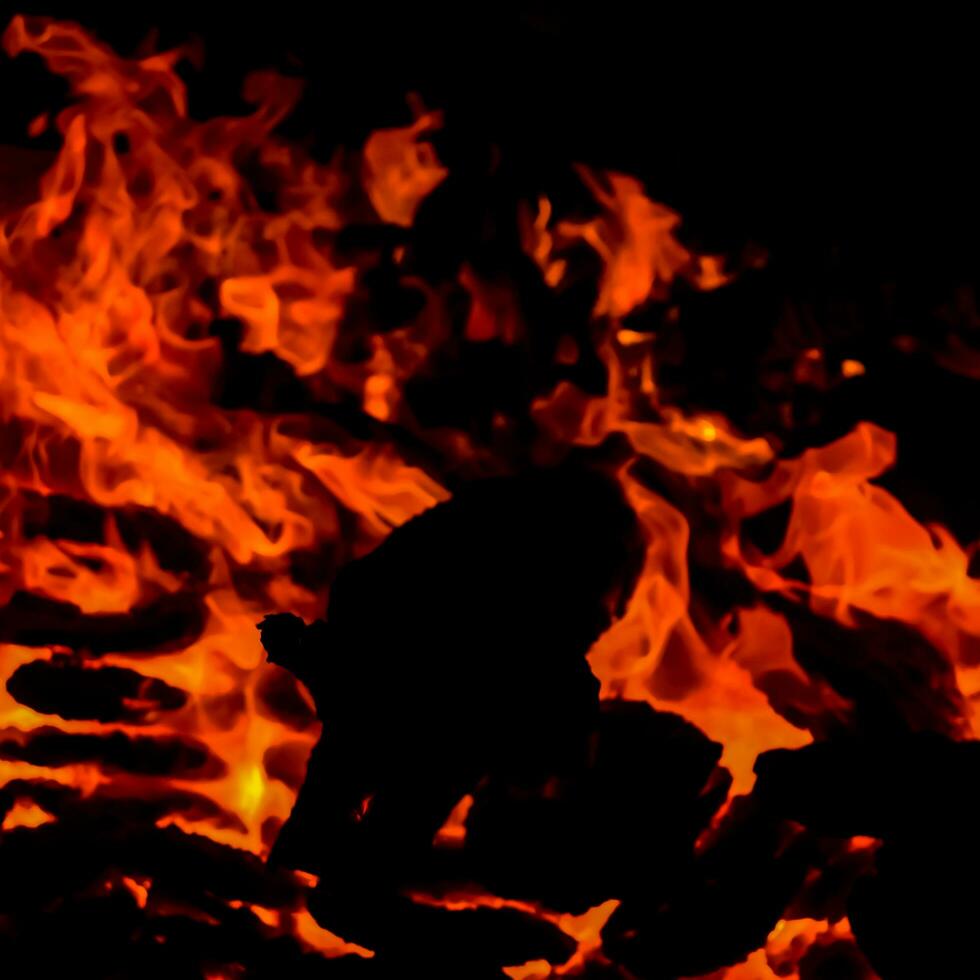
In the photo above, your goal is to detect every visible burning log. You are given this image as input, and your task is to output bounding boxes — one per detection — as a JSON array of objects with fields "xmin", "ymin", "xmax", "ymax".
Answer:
[
  {"xmin": 6, "ymin": 655, "xmax": 187, "ymax": 723},
  {"xmin": 16, "ymin": 490, "xmax": 213, "ymax": 583},
  {"xmin": 0, "ymin": 820, "xmax": 295, "ymax": 912},
  {"xmin": 0, "ymin": 895, "xmax": 371, "ymax": 980},
  {"xmin": 754, "ymin": 735, "xmax": 980, "ymax": 978},
  {"xmin": 0, "ymin": 726, "xmax": 225, "ymax": 779},
  {"xmin": 846, "ymin": 838, "xmax": 980, "ymax": 980},
  {"xmin": 254, "ymin": 664, "xmax": 318, "ymax": 732},
  {"xmin": 766, "ymin": 595, "xmax": 969, "ymax": 739},
  {"xmin": 308, "ymin": 889, "xmax": 575, "ymax": 978},
  {"xmin": 601, "ymin": 798, "xmax": 815, "ymax": 978},
  {"xmin": 462, "ymin": 701, "xmax": 731, "ymax": 911},
  {"xmin": 0, "ymin": 590, "xmax": 208, "ymax": 655},
  {"xmin": 0, "ymin": 815, "xmax": 372, "ymax": 978},
  {"xmin": 754, "ymin": 732, "xmax": 980, "ymax": 838},
  {"xmin": 259, "ymin": 464, "xmax": 643, "ymax": 932},
  {"xmin": 262, "ymin": 740, "xmax": 314, "ymax": 792},
  {"xmin": 0, "ymin": 776, "xmax": 247, "ymax": 835}
]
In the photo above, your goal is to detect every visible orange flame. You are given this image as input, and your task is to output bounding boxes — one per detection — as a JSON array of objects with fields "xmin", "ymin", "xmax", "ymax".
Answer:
[{"xmin": 0, "ymin": 13, "xmax": 972, "ymax": 977}]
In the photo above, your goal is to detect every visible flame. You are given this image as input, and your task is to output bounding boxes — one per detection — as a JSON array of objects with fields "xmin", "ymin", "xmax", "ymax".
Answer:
[
  {"xmin": 1, "ymin": 798, "xmax": 54, "ymax": 829},
  {"xmin": 0, "ymin": 13, "xmax": 974, "ymax": 977},
  {"xmin": 524, "ymin": 165, "xmax": 729, "ymax": 317},
  {"xmin": 120, "ymin": 875, "xmax": 149, "ymax": 908},
  {"xmin": 362, "ymin": 108, "xmax": 448, "ymax": 227},
  {"xmin": 433, "ymin": 792, "xmax": 474, "ymax": 847},
  {"xmin": 290, "ymin": 907, "xmax": 375, "ymax": 959},
  {"xmin": 721, "ymin": 421, "xmax": 980, "ymax": 714},
  {"xmin": 0, "ymin": 13, "xmax": 449, "ymax": 860}
]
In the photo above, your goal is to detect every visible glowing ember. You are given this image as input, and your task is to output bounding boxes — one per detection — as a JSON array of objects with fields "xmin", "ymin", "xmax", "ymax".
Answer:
[
  {"xmin": 411, "ymin": 889, "xmax": 619, "ymax": 977},
  {"xmin": 433, "ymin": 792, "xmax": 474, "ymax": 847}
]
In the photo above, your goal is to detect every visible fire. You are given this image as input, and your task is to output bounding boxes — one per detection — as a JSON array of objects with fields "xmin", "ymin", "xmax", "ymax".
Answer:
[
  {"xmin": 1, "ymin": 798, "xmax": 53, "ymax": 829},
  {"xmin": 0, "ymin": 14, "xmax": 449, "ymax": 863},
  {"xmin": 362, "ymin": 106, "xmax": 448, "ymax": 228},
  {"xmin": 433, "ymin": 792, "xmax": 474, "ymax": 847},
  {"xmin": 0, "ymin": 11, "xmax": 970, "ymax": 976},
  {"xmin": 119, "ymin": 875, "xmax": 149, "ymax": 908},
  {"xmin": 524, "ymin": 165, "xmax": 730, "ymax": 316},
  {"xmin": 722, "ymin": 421, "xmax": 980, "ymax": 711}
]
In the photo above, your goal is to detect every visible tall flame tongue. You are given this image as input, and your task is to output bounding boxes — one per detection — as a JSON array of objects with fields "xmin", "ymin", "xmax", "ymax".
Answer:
[{"xmin": 0, "ymin": 12, "xmax": 973, "ymax": 978}]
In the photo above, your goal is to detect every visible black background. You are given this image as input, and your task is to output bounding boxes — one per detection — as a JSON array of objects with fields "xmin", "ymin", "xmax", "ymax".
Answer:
[{"xmin": 2, "ymin": 4, "xmax": 976, "ymax": 256}]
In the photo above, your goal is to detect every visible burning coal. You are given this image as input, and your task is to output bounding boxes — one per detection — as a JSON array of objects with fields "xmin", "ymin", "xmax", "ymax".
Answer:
[{"xmin": 0, "ymin": 12, "xmax": 977, "ymax": 979}]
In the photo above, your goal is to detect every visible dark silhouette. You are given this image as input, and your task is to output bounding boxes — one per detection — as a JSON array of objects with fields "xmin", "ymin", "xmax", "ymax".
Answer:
[
  {"xmin": 462, "ymin": 701, "xmax": 732, "ymax": 912},
  {"xmin": 258, "ymin": 464, "xmax": 644, "ymax": 931},
  {"xmin": 600, "ymin": 795, "xmax": 816, "ymax": 979},
  {"xmin": 755, "ymin": 735, "xmax": 980, "ymax": 980}
]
